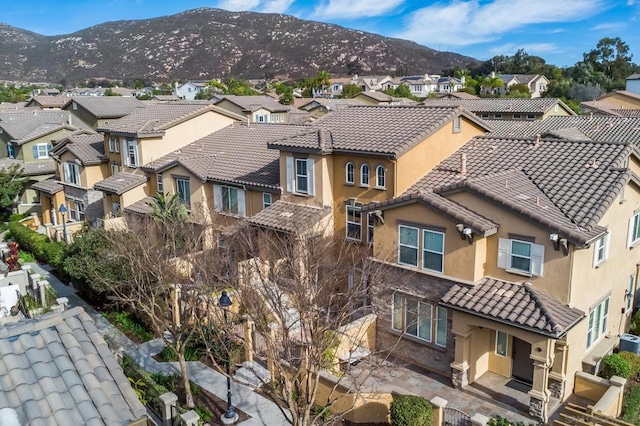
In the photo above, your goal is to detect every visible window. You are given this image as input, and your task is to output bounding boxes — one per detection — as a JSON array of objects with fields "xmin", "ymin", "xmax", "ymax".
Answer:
[
  {"xmin": 113, "ymin": 137, "xmax": 120, "ymax": 153},
  {"xmin": 360, "ymin": 164, "xmax": 369, "ymax": 187},
  {"xmin": 345, "ymin": 162, "xmax": 355, "ymax": 184},
  {"xmin": 399, "ymin": 225, "xmax": 419, "ymax": 266},
  {"xmin": 628, "ymin": 212, "xmax": 640, "ymax": 247},
  {"xmin": 497, "ymin": 238, "xmax": 544, "ymax": 277},
  {"xmin": 494, "ymin": 114, "xmax": 502, "ymax": 119},
  {"xmin": 628, "ymin": 275, "xmax": 636, "ymax": 312},
  {"xmin": 110, "ymin": 163, "xmax": 121, "ymax": 176},
  {"xmin": 481, "ymin": 114, "xmax": 489, "ymax": 119},
  {"xmin": 263, "ymin": 193, "xmax": 272, "ymax": 209},
  {"xmin": 66, "ymin": 199, "xmax": 85, "ymax": 222},
  {"xmin": 586, "ymin": 296, "xmax": 609, "ymax": 349},
  {"xmin": 286, "ymin": 156, "xmax": 315, "ymax": 196},
  {"xmin": 526, "ymin": 114, "xmax": 535, "ymax": 120},
  {"xmin": 593, "ymin": 231, "xmax": 610, "ymax": 267},
  {"xmin": 157, "ymin": 173, "xmax": 163, "ymax": 193},
  {"xmin": 72, "ymin": 101, "xmax": 78, "ymax": 110},
  {"xmin": 423, "ymin": 230, "xmax": 444, "ymax": 273},
  {"xmin": 513, "ymin": 114, "xmax": 522, "ymax": 120},
  {"xmin": 392, "ymin": 292, "xmax": 447, "ymax": 346},
  {"xmin": 452, "ymin": 117, "xmax": 461, "ymax": 133},
  {"xmin": 367, "ymin": 212, "xmax": 374, "ymax": 244},
  {"xmin": 124, "ymin": 139, "xmax": 138, "ymax": 167},
  {"xmin": 175, "ymin": 178, "xmax": 190, "ymax": 209},
  {"xmin": 6, "ymin": 143, "xmax": 15, "ymax": 158},
  {"xmin": 63, "ymin": 162, "xmax": 81, "ymax": 186},
  {"xmin": 213, "ymin": 184, "xmax": 245, "ymax": 217},
  {"xmin": 108, "ymin": 137, "xmax": 114, "ymax": 153},
  {"xmin": 346, "ymin": 204, "xmax": 362, "ymax": 241},
  {"xmin": 495, "ymin": 331, "xmax": 508, "ymax": 357},
  {"xmin": 375, "ymin": 165, "xmax": 386, "ymax": 189},
  {"xmin": 33, "ymin": 143, "xmax": 52, "ymax": 159},
  {"xmin": 255, "ymin": 113, "xmax": 268, "ymax": 123}
]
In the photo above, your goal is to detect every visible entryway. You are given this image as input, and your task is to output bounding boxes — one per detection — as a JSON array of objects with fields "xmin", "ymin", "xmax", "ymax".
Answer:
[{"xmin": 512, "ymin": 337, "xmax": 534, "ymax": 384}]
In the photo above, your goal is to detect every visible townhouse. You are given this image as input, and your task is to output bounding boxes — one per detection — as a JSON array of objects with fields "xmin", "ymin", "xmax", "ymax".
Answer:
[
  {"xmin": 422, "ymin": 97, "xmax": 575, "ymax": 121},
  {"xmin": 581, "ymin": 90, "xmax": 640, "ymax": 117},
  {"xmin": 213, "ymin": 95, "xmax": 311, "ymax": 124},
  {"xmin": 61, "ymin": 96, "xmax": 145, "ymax": 129},
  {"xmin": 483, "ymin": 74, "xmax": 549, "ymax": 98},
  {"xmin": 351, "ymin": 92, "xmax": 416, "ymax": 106},
  {"xmin": 362, "ymin": 134, "xmax": 640, "ymax": 421}
]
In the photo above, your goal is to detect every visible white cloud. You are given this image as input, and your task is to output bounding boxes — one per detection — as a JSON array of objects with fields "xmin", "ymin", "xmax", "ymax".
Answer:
[
  {"xmin": 592, "ymin": 21, "xmax": 627, "ymax": 30},
  {"xmin": 394, "ymin": 0, "xmax": 606, "ymax": 47},
  {"xmin": 486, "ymin": 42, "xmax": 559, "ymax": 57},
  {"xmin": 217, "ymin": 0, "xmax": 261, "ymax": 11},
  {"xmin": 259, "ymin": 0, "xmax": 295, "ymax": 13},
  {"xmin": 216, "ymin": 0, "xmax": 293, "ymax": 13},
  {"xmin": 312, "ymin": 0, "xmax": 405, "ymax": 19}
]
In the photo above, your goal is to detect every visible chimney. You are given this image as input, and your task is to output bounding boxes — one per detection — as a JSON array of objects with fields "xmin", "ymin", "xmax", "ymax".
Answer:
[
  {"xmin": 460, "ymin": 153, "xmax": 467, "ymax": 175},
  {"xmin": 534, "ymin": 134, "xmax": 541, "ymax": 147},
  {"xmin": 589, "ymin": 112, "xmax": 593, "ymax": 121},
  {"xmin": 68, "ymin": 114, "xmax": 72, "ymax": 126}
]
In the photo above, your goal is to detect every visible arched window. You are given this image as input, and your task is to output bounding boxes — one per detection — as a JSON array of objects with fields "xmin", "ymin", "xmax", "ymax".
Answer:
[
  {"xmin": 376, "ymin": 165, "xmax": 386, "ymax": 189},
  {"xmin": 360, "ymin": 164, "xmax": 370, "ymax": 187},
  {"xmin": 345, "ymin": 162, "xmax": 355, "ymax": 184}
]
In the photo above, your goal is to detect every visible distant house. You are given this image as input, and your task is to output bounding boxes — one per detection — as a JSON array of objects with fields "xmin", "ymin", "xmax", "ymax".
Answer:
[
  {"xmin": 422, "ymin": 97, "xmax": 575, "ymax": 120},
  {"xmin": 61, "ymin": 96, "xmax": 146, "ymax": 129},
  {"xmin": 174, "ymin": 81, "xmax": 208, "ymax": 100},
  {"xmin": 580, "ymin": 90, "xmax": 640, "ymax": 116},
  {"xmin": 25, "ymin": 96, "xmax": 68, "ymax": 109},
  {"xmin": 401, "ymin": 74, "xmax": 440, "ymax": 97},
  {"xmin": 352, "ymin": 75, "xmax": 395, "ymax": 92},
  {"xmin": 351, "ymin": 91, "xmax": 416, "ymax": 106},
  {"xmin": 626, "ymin": 73, "xmax": 640, "ymax": 95},
  {"xmin": 487, "ymin": 74, "xmax": 549, "ymax": 98},
  {"xmin": 213, "ymin": 95, "xmax": 311, "ymax": 124},
  {"xmin": 437, "ymin": 77, "xmax": 463, "ymax": 93},
  {"xmin": 296, "ymin": 98, "xmax": 365, "ymax": 118},
  {"xmin": 328, "ymin": 77, "xmax": 354, "ymax": 97}
]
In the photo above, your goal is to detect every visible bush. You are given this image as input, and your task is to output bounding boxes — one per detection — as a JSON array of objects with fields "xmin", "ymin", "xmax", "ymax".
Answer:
[
  {"xmin": 621, "ymin": 385, "xmax": 640, "ymax": 424},
  {"xmin": 160, "ymin": 345, "xmax": 203, "ymax": 362},
  {"xmin": 7, "ymin": 222, "xmax": 65, "ymax": 268},
  {"xmin": 18, "ymin": 250, "xmax": 36, "ymax": 264},
  {"xmin": 8, "ymin": 213, "xmax": 28, "ymax": 222},
  {"xmin": 631, "ymin": 311, "xmax": 640, "ymax": 335},
  {"xmin": 103, "ymin": 311, "xmax": 153, "ymax": 342},
  {"xmin": 390, "ymin": 395, "xmax": 432, "ymax": 426},
  {"xmin": 620, "ymin": 351, "xmax": 640, "ymax": 378},
  {"xmin": 601, "ymin": 353, "xmax": 632, "ymax": 379}
]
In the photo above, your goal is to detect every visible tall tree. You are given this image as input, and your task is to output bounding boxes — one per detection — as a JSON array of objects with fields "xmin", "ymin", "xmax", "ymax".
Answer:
[
  {"xmin": 340, "ymin": 83, "xmax": 362, "ymax": 98},
  {"xmin": 579, "ymin": 37, "xmax": 633, "ymax": 89},
  {"xmin": 0, "ymin": 164, "xmax": 28, "ymax": 210}
]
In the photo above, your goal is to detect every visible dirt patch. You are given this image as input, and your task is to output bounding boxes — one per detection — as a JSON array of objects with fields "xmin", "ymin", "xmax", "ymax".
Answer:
[{"xmin": 173, "ymin": 380, "xmax": 250, "ymax": 423}]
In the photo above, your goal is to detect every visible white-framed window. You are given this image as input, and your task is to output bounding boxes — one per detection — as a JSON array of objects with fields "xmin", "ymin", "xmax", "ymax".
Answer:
[
  {"xmin": 526, "ymin": 114, "xmax": 535, "ymax": 120},
  {"xmin": 586, "ymin": 296, "xmax": 609, "ymax": 349},
  {"xmin": 156, "ymin": 173, "xmax": 163, "ymax": 193},
  {"xmin": 513, "ymin": 114, "xmax": 522, "ymax": 120},
  {"xmin": 255, "ymin": 113, "xmax": 268, "ymax": 123},
  {"xmin": 108, "ymin": 137, "xmax": 114, "ymax": 153},
  {"xmin": 345, "ymin": 162, "xmax": 355, "ymax": 184},
  {"xmin": 346, "ymin": 204, "xmax": 362, "ymax": 241},
  {"xmin": 286, "ymin": 156, "xmax": 315, "ymax": 196},
  {"xmin": 423, "ymin": 230, "xmax": 444, "ymax": 273},
  {"xmin": 124, "ymin": 139, "xmax": 139, "ymax": 167},
  {"xmin": 72, "ymin": 101, "xmax": 78, "ymax": 110},
  {"xmin": 263, "ymin": 192, "xmax": 272, "ymax": 209},
  {"xmin": 33, "ymin": 143, "xmax": 52, "ymax": 159},
  {"xmin": 213, "ymin": 184, "xmax": 245, "ymax": 217},
  {"xmin": 494, "ymin": 114, "xmax": 502, "ymax": 119},
  {"xmin": 452, "ymin": 117, "xmax": 461, "ymax": 133},
  {"xmin": 63, "ymin": 162, "xmax": 81, "ymax": 186},
  {"xmin": 367, "ymin": 212, "xmax": 374, "ymax": 244},
  {"xmin": 110, "ymin": 163, "xmax": 121, "ymax": 176},
  {"xmin": 376, "ymin": 165, "xmax": 386, "ymax": 189},
  {"xmin": 175, "ymin": 177, "xmax": 190, "ymax": 209},
  {"xmin": 628, "ymin": 212, "xmax": 640, "ymax": 247},
  {"xmin": 66, "ymin": 198, "xmax": 85, "ymax": 222},
  {"xmin": 398, "ymin": 225, "xmax": 419, "ymax": 266},
  {"xmin": 497, "ymin": 238, "xmax": 544, "ymax": 277},
  {"xmin": 108, "ymin": 137, "xmax": 120, "ymax": 153},
  {"xmin": 360, "ymin": 164, "xmax": 370, "ymax": 187},
  {"xmin": 593, "ymin": 231, "xmax": 611, "ymax": 267},
  {"xmin": 392, "ymin": 292, "xmax": 447, "ymax": 346},
  {"xmin": 495, "ymin": 331, "xmax": 508, "ymax": 357},
  {"xmin": 6, "ymin": 142, "xmax": 15, "ymax": 159},
  {"xmin": 628, "ymin": 275, "xmax": 636, "ymax": 313}
]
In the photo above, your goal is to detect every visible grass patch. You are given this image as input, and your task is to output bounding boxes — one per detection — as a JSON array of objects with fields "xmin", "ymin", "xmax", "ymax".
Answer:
[
  {"xmin": 160, "ymin": 345, "xmax": 203, "ymax": 362},
  {"xmin": 621, "ymin": 385, "xmax": 640, "ymax": 425},
  {"xmin": 18, "ymin": 250, "xmax": 36, "ymax": 264},
  {"xmin": 103, "ymin": 310, "xmax": 153, "ymax": 342}
]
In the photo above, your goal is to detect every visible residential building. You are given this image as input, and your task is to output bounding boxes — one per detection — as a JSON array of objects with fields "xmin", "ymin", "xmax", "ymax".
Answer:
[
  {"xmin": 296, "ymin": 98, "xmax": 365, "ymax": 118},
  {"xmin": 213, "ymin": 95, "xmax": 311, "ymax": 124},
  {"xmin": 93, "ymin": 102, "xmax": 243, "ymax": 218},
  {"xmin": 353, "ymin": 75, "xmax": 396, "ymax": 92},
  {"xmin": 25, "ymin": 96, "xmax": 68, "ymax": 109},
  {"xmin": 626, "ymin": 73, "xmax": 640, "ymax": 95},
  {"xmin": 351, "ymin": 91, "xmax": 416, "ymax": 106},
  {"xmin": 485, "ymin": 74, "xmax": 549, "ymax": 98},
  {"xmin": 0, "ymin": 307, "xmax": 147, "ymax": 425},
  {"xmin": 174, "ymin": 81, "xmax": 208, "ymax": 100},
  {"xmin": 362, "ymin": 133, "xmax": 640, "ymax": 421},
  {"xmin": 328, "ymin": 77, "xmax": 355, "ymax": 97},
  {"xmin": 438, "ymin": 92, "xmax": 480, "ymax": 100},
  {"xmin": 400, "ymin": 75, "xmax": 440, "ymax": 97},
  {"xmin": 437, "ymin": 77, "xmax": 463, "ymax": 93},
  {"xmin": 61, "ymin": 96, "xmax": 146, "ymax": 129},
  {"xmin": 422, "ymin": 97, "xmax": 575, "ymax": 120},
  {"xmin": 580, "ymin": 90, "xmax": 640, "ymax": 116}
]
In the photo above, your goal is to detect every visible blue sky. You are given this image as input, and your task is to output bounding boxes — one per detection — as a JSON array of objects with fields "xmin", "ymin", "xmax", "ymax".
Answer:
[{"xmin": 3, "ymin": 0, "xmax": 640, "ymax": 67}]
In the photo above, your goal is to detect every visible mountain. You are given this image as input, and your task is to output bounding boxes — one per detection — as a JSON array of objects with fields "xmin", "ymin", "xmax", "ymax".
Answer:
[{"xmin": 0, "ymin": 8, "xmax": 478, "ymax": 83}]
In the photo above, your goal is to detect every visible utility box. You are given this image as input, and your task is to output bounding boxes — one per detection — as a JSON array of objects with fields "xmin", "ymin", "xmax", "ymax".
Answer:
[{"xmin": 620, "ymin": 333, "xmax": 640, "ymax": 355}]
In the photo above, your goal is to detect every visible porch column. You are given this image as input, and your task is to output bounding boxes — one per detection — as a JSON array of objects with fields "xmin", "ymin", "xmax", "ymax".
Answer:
[
  {"xmin": 450, "ymin": 325, "xmax": 473, "ymax": 389},
  {"xmin": 528, "ymin": 339, "xmax": 554, "ymax": 422},
  {"xmin": 548, "ymin": 340, "xmax": 568, "ymax": 399}
]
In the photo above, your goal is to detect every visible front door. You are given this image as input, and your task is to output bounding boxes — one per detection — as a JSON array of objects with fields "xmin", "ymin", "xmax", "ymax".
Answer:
[{"xmin": 512, "ymin": 337, "xmax": 533, "ymax": 384}]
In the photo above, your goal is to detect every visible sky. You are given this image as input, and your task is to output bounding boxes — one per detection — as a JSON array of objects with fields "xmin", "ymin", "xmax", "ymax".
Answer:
[{"xmin": 2, "ymin": 0, "xmax": 640, "ymax": 68}]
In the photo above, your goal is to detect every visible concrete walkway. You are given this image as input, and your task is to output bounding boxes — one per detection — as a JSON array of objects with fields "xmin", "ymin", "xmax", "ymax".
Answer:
[{"xmin": 28, "ymin": 262, "xmax": 290, "ymax": 426}]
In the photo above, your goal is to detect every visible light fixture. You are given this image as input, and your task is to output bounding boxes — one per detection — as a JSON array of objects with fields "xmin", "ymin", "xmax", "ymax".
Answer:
[{"xmin": 549, "ymin": 233, "xmax": 559, "ymax": 242}]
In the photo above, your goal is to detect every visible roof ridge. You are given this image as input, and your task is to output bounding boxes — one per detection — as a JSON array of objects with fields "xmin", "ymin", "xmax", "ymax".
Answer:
[{"xmin": 523, "ymin": 283, "xmax": 562, "ymax": 333}]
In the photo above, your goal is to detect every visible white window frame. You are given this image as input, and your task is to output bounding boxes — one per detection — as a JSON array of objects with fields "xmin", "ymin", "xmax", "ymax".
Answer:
[
  {"xmin": 367, "ymin": 212, "xmax": 374, "ymax": 245},
  {"xmin": 262, "ymin": 192, "xmax": 272, "ymax": 209},
  {"xmin": 345, "ymin": 162, "xmax": 355, "ymax": 184},
  {"xmin": 113, "ymin": 137, "xmax": 120, "ymax": 153},
  {"xmin": 593, "ymin": 231, "xmax": 611, "ymax": 267},
  {"xmin": 110, "ymin": 163, "xmax": 120, "ymax": 176},
  {"xmin": 66, "ymin": 198, "xmax": 85, "ymax": 222},
  {"xmin": 346, "ymin": 204, "xmax": 362, "ymax": 242},
  {"xmin": 398, "ymin": 225, "xmax": 419, "ymax": 267},
  {"xmin": 286, "ymin": 156, "xmax": 314, "ymax": 196},
  {"xmin": 35, "ymin": 143, "xmax": 51, "ymax": 159},
  {"xmin": 628, "ymin": 212, "xmax": 640, "ymax": 247},
  {"xmin": 586, "ymin": 296, "xmax": 610, "ymax": 350},
  {"xmin": 497, "ymin": 238, "xmax": 544, "ymax": 277},
  {"xmin": 452, "ymin": 117, "xmax": 461, "ymax": 133},
  {"xmin": 295, "ymin": 158, "xmax": 309, "ymax": 194},
  {"xmin": 495, "ymin": 331, "xmax": 508, "ymax": 357},
  {"xmin": 375, "ymin": 165, "xmax": 386, "ymax": 189},
  {"xmin": 360, "ymin": 164, "xmax": 370, "ymax": 187},
  {"xmin": 222, "ymin": 186, "xmax": 240, "ymax": 215},
  {"xmin": 156, "ymin": 173, "xmax": 163, "ymax": 194},
  {"xmin": 124, "ymin": 139, "xmax": 139, "ymax": 167},
  {"xmin": 422, "ymin": 229, "xmax": 445, "ymax": 273},
  {"xmin": 175, "ymin": 177, "xmax": 190, "ymax": 209},
  {"xmin": 392, "ymin": 292, "xmax": 447, "ymax": 347},
  {"xmin": 63, "ymin": 162, "xmax": 81, "ymax": 186},
  {"xmin": 108, "ymin": 137, "xmax": 114, "ymax": 153},
  {"xmin": 6, "ymin": 142, "xmax": 15, "ymax": 159}
]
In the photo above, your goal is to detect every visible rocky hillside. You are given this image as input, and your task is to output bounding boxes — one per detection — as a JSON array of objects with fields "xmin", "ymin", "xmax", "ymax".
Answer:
[{"xmin": 0, "ymin": 8, "xmax": 478, "ymax": 83}]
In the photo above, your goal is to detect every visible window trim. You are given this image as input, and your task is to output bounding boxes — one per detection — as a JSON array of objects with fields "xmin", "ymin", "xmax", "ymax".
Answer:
[
  {"xmin": 64, "ymin": 162, "xmax": 81, "ymax": 186},
  {"xmin": 156, "ymin": 173, "xmax": 163, "ymax": 194},
  {"xmin": 422, "ymin": 229, "xmax": 444, "ymax": 273},
  {"xmin": 35, "ymin": 143, "xmax": 51, "ymax": 159},
  {"xmin": 345, "ymin": 162, "xmax": 355, "ymax": 185},
  {"xmin": 495, "ymin": 331, "xmax": 508, "ymax": 357},
  {"xmin": 375, "ymin": 165, "xmax": 386, "ymax": 189},
  {"xmin": 398, "ymin": 225, "xmax": 419, "ymax": 267},
  {"xmin": 175, "ymin": 177, "xmax": 191, "ymax": 209},
  {"xmin": 346, "ymin": 203, "xmax": 363, "ymax": 242},
  {"xmin": 452, "ymin": 117, "xmax": 461, "ymax": 133},
  {"xmin": 593, "ymin": 231, "xmax": 610, "ymax": 267},
  {"xmin": 221, "ymin": 185, "xmax": 240, "ymax": 215},
  {"xmin": 392, "ymin": 292, "xmax": 447, "ymax": 347},
  {"xmin": 262, "ymin": 192, "xmax": 272, "ymax": 209},
  {"xmin": 586, "ymin": 296, "xmax": 610, "ymax": 350},
  {"xmin": 360, "ymin": 163, "xmax": 370, "ymax": 187},
  {"xmin": 629, "ymin": 212, "xmax": 640, "ymax": 247},
  {"xmin": 124, "ymin": 139, "xmax": 138, "ymax": 167},
  {"xmin": 295, "ymin": 158, "xmax": 309, "ymax": 195}
]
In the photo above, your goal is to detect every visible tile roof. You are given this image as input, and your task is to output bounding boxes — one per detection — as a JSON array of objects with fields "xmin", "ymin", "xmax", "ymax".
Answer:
[
  {"xmin": 441, "ymin": 278, "xmax": 584, "ymax": 338},
  {"xmin": 123, "ymin": 196, "xmax": 155, "ymax": 215},
  {"xmin": 0, "ymin": 307, "xmax": 147, "ymax": 425},
  {"xmin": 267, "ymin": 105, "xmax": 491, "ymax": 157},
  {"xmin": 52, "ymin": 133, "xmax": 106, "ymax": 165},
  {"xmin": 613, "ymin": 109, "xmax": 640, "ymax": 117},
  {"xmin": 485, "ymin": 116, "xmax": 640, "ymax": 145},
  {"xmin": 355, "ymin": 91, "xmax": 416, "ymax": 105},
  {"xmin": 151, "ymin": 95, "xmax": 181, "ymax": 101},
  {"xmin": 0, "ymin": 110, "xmax": 91, "ymax": 144},
  {"xmin": 410, "ymin": 136, "xmax": 633, "ymax": 245},
  {"xmin": 362, "ymin": 191, "xmax": 499, "ymax": 236},
  {"xmin": 98, "ymin": 103, "xmax": 243, "ymax": 137},
  {"xmin": 422, "ymin": 97, "xmax": 575, "ymax": 115},
  {"xmin": 437, "ymin": 92, "xmax": 480, "ymax": 99},
  {"xmin": 627, "ymin": 74, "xmax": 640, "ymax": 80},
  {"xmin": 297, "ymin": 98, "xmax": 366, "ymax": 111},
  {"xmin": 22, "ymin": 160, "xmax": 57, "ymax": 176},
  {"xmin": 599, "ymin": 90, "xmax": 640, "ymax": 103},
  {"xmin": 65, "ymin": 96, "xmax": 146, "ymax": 118},
  {"xmin": 580, "ymin": 101, "xmax": 622, "ymax": 117},
  {"xmin": 248, "ymin": 200, "xmax": 331, "ymax": 234},
  {"xmin": 27, "ymin": 96, "xmax": 69, "ymax": 108},
  {"xmin": 31, "ymin": 177, "xmax": 64, "ymax": 195},
  {"xmin": 142, "ymin": 122, "xmax": 309, "ymax": 189},
  {"xmin": 94, "ymin": 172, "xmax": 147, "ymax": 195},
  {"xmin": 214, "ymin": 95, "xmax": 295, "ymax": 113}
]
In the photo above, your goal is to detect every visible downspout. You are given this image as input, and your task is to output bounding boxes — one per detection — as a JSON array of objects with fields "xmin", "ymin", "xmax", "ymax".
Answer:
[
  {"xmin": 392, "ymin": 157, "xmax": 398, "ymax": 196},
  {"xmin": 567, "ymin": 243, "xmax": 575, "ymax": 305}
]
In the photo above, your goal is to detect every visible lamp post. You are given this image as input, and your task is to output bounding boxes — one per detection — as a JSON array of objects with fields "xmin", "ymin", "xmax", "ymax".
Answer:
[
  {"xmin": 219, "ymin": 290, "xmax": 238, "ymax": 424},
  {"xmin": 58, "ymin": 204, "xmax": 68, "ymax": 244}
]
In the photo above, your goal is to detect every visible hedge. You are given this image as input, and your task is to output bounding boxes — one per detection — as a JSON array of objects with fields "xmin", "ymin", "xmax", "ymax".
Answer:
[
  {"xmin": 621, "ymin": 385, "xmax": 640, "ymax": 424},
  {"xmin": 7, "ymin": 222, "xmax": 64, "ymax": 268},
  {"xmin": 601, "ymin": 353, "xmax": 632, "ymax": 379},
  {"xmin": 390, "ymin": 395, "xmax": 433, "ymax": 426}
]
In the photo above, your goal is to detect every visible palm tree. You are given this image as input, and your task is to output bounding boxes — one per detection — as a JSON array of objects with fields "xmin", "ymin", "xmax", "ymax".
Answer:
[
  {"xmin": 149, "ymin": 192, "xmax": 188, "ymax": 224},
  {"xmin": 482, "ymin": 76, "xmax": 504, "ymax": 95}
]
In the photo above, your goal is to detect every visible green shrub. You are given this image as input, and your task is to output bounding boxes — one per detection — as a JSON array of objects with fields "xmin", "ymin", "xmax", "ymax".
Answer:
[
  {"xmin": 160, "ymin": 345, "xmax": 202, "ymax": 362},
  {"xmin": 488, "ymin": 415, "xmax": 532, "ymax": 426},
  {"xmin": 619, "ymin": 351, "xmax": 640, "ymax": 378},
  {"xmin": 18, "ymin": 250, "xmax": 36, "ymax": 264},
  {"xmin": 631, "ymin": 311, "xmax": 640, "ymax": 335},
  {"xmin": 8, "ymin": 213, "xmax": 28, "ymax": 222},
  {"xmin": 194, "ymin": 405, "xmax": 213, "ymax": 423},
  {"xmin": 103, "ymin": 311, "xmax": 153, "ymax": 342},
  {"xmin": 312, "ymin": 405, "xmax": 332, "ymax": 422},
  {"xmin": 7, "ymin": 222, "xmax": 65, "ymax": 268},
  {"xmin": 621, "ymin": 385, "xmax": 640, "ymax": 424},
  {"xmin": 390, "ymin": 395, "xmax": 432, "ymax": 426},
  {"xmin": 601, "ymin": 353, "xmax": 632, "ymax": 379}
]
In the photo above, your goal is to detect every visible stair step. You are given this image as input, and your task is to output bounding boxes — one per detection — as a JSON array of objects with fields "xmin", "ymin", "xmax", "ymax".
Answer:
[{"xmin": 234, "ymin": 361, "xmax": 271, "ymax": 388}]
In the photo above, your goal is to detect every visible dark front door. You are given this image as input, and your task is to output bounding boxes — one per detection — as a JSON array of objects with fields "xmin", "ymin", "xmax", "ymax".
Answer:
[{"xmin": 512, "ymin": 337, "xmax": 534, "ymax": 384}]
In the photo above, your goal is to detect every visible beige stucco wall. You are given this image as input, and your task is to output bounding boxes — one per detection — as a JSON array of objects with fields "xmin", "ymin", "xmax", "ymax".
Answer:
[
  {"xmin": 600, "ymin": 93, "xmax": 640, "ymax": 109},
  {"xmin": 214, "ymin": 100, "xmax": 246, "ymax": 117},
  {"xmin": 58, "ymin": 150, "xmax": 108, "ymax": 188},
  {"xmin": 280, "ymin": 152, "xmax": 332, "ymax": 208},
  {"xmin": 541, "ymin": 105, "xmax": 573, "ymax": 119}
]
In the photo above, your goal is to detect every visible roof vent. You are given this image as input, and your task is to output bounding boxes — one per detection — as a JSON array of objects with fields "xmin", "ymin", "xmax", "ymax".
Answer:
[
  {"xmin": 460, "ymin": 153, "xmax": 467, "ymax": 175},
  {"xmin": 587, "ymin": 158, "xmax": 599, "ymax": 169}
]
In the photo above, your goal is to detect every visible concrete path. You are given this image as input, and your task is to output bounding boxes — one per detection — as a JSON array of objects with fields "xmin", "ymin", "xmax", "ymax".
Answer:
[{"xmin": 27, "ymin": 262, "xmax": 290, "ymax": 426}]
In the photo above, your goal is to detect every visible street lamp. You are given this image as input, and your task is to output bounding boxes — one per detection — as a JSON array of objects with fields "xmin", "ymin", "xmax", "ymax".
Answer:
[
  {"xmin": 58, "ymin": 204, "xmax": 68, "ymax": 244},
  {"xmin": 219, "ymin": 290, "xmax": 238, "ymax": 424}
]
